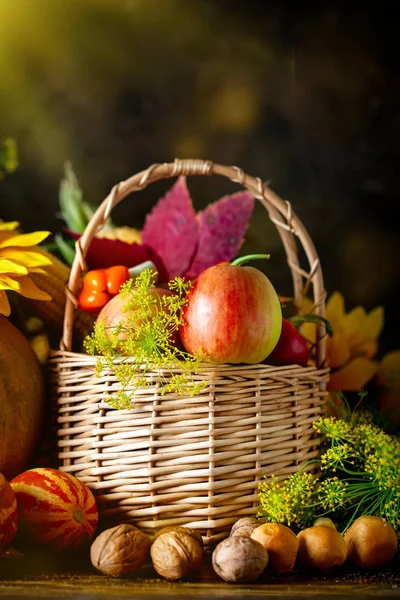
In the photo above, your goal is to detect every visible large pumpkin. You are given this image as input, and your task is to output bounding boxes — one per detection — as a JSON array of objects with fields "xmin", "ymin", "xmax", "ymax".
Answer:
[
  {"xmin": 0, "ymin": 472, "xmax": 18, "ymax": 556},
  {"xmin": 0, "ymin": 315, "xmax": 45, "ymax": 479},
  {"xmin": 11, "ymin": 467, "xmax": 98, "ymax": 552}
]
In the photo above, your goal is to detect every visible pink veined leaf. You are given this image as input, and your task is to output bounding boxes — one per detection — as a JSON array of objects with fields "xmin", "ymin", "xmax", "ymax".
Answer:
[
  {"xmin": 183, "ymin": 191, "xmax": 255, "ymax": 279},
  {"xmin": 141, "ymin": 176, "xmax": 198, "ymax": 279}
]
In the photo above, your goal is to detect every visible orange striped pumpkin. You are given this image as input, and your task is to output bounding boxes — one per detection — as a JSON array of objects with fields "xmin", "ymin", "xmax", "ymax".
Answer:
[
  {"xmin": 0, "ymin": 472, "xmax": 18, "ymax": 556},
  {"xmin": 10, "ymin": 467, "xmax": 98, "ymax": 552}
]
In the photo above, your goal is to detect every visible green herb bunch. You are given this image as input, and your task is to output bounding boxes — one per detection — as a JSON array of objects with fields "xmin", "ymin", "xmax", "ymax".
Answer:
[
  {"xmin": 258, "ymin": 403, "xmax": 400, "ymax": 535},
  {"xmin": 84, "ymin": 269, "xmax": 206, "ymax": 408}
]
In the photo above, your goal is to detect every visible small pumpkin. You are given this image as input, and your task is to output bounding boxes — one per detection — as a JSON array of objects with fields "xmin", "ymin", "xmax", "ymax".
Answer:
[
  {"xmin": 0, "ymin": 316, "xmax": 45, "ymax": 479},
  {"xmin": 0, "ymin": 472, "xmax": 18, "ymax": 556},
  {"xmin": 11, "ymin": 467, "xmax": 98, "ymax": 552}
]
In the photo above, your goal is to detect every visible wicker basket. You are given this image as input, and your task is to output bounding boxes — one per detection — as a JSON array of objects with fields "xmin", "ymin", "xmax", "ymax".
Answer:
[{"xmin": 50, "ymin": 159, "xmax": 330, "ymax": 547}]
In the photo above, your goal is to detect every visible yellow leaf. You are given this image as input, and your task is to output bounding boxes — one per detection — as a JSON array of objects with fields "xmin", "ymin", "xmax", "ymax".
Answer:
[
  {"xmin": 97, "ymin": 226, "xmax": 142, "ymax": 245},
  {"xmin": 0, "ymin": 230, "xmax": 50, "ymax": 248},
  {"xmin": 376, "ymin": 350, "xmax": 400, "ymax": 389},
  {"xmin": 0, "ymin": 221, "xmax": 19, "ymax": 232},
  {"xmin": 301, "ymin": 296, "xmax": 314, "ymax": 314},
  {"xmin": 326, "ymin": 334, "xmax": 351, "ymax": 369},
  {"xmin": 0, "ymin": 259, "xmax": 28, "ymax": 275},
  {"xmin": 299, "ymin": 296, "xmax": 318, "ymax": 344},
  {"xmin": 356, "ymin": 341, "xmax": 378, "ymax": 360},
  {"xmin": 364, "ymin": 306, "xmax": 384, "ymax": 341},
  {"xmin": 17, "ymin": 276, "xmax": 52, "ymax": 301},
  {"xmin": 326, "ymin": 291, "xmax": 346, "ymax": 331},
  {"xmin": 328, "ymin": 357, "xmax": 378, "ymax": 392},
  {"xmin": 0, "ymin": 249, "xmax": 53, "ymax": 268},
  {"xmin": 0, "ymin": 290, "xmax": 11, "ymax": 316}
]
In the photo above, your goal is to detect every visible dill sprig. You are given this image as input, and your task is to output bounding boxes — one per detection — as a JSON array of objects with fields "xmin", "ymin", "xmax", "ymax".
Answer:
[
  {"xmin": 84, "ymin": 269, "xmax": 207, "ymax": 408},
  {"xmin": 258, "ymin": 397, "xmax": 400, "ymax": 536}
]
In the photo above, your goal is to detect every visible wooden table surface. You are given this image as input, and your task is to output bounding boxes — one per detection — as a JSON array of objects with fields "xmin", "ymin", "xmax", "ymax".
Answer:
[{"xmin": 0, "ymin": 550, "xmax": 399, "ymax": 599}]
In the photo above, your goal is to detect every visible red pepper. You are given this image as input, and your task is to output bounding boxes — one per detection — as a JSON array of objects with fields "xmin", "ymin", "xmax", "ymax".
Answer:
[{"xmin": 78, "ymin": 265, "xmax": 130, "ymax": 314}]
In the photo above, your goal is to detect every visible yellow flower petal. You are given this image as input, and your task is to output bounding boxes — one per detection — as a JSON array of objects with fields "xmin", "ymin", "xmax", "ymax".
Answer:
[
  {"xmin": 328, "ymin": 357, "xmax": 378, "ymax": 392},
  {"xmin": 0, "ymin": 259, "xmax": 28, "ymax": 275},
  {"xmin": 326, "ymin": 334, "xmax": 351, "ymax": 369},
  {"xmin": 0, "ymin": 275, "xmax": 20, "ymax": 291},
  {"xmin": 0, "ymin": 290, "xmax": 11, "ymax": 316},
  {"xmin": 0, "ymin": 221, "xmax": 19, "ymax": 232},
  {"xmin": 26, "ymin": 267, "xmax": 48, "ymax": 275},
  {"xmin": 0, "ymin": 230, "xmax": 50, "ymax": 248},
  {"xmin": 0, "ymin": 231, "xmax": 17, "ymax": 245},
  {"xmin": 0, "ymin": 249, "xmax": 53, "ymax": 268},
  {"xmin": 16, "ymin": 276, "xmax": 52, "ymax": 301},
  {"xmin": 376, "ymin": 350, "xmax": 400, "ymax": 389}
]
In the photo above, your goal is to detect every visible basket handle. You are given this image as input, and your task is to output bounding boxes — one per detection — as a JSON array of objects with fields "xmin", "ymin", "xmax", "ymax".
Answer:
[{"xmin": 61, "ymin": 159, "xmax": 328, "ymax": 367}]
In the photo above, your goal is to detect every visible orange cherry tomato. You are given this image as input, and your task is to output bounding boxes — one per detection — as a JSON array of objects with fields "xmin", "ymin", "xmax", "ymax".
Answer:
[
  {"xmin": 78, "ymin": 266, "xmax": 130, "ymax": 314},
  {"xmin": 105, "ymin": 265, "xmax": 130, "ymax": 295}
]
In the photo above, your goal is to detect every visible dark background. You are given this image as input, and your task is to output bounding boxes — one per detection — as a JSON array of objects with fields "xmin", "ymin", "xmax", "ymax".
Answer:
[{"xmin": 0, "ymin": 0, "xmax": 399, "ymax": 354}]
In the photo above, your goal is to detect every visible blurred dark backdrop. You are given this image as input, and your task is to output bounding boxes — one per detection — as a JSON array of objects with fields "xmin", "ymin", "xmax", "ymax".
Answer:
[{"xmin": 0, "ymin": 0, "xmax": 399, "ymax": 353}]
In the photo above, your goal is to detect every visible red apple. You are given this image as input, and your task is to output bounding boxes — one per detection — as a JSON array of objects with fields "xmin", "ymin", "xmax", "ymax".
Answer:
[
  {"xmin": 180, "ymin": 261, "xmax": 282, "ymax": 364},
  {"xmin": 266, "ymin": 318, "xmax": 310, "ymax": 367}
]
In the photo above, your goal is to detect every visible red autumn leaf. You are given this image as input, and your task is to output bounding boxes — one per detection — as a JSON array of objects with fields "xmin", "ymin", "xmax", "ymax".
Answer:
[
  {"xmin": 183, "ymin": 191, "xmax": 255, "ymax": 279},
  {"xmin": 66, "ymin": 230, "xmax": 169, "ymax": 282},
  {"xmin": 141, "ymin": 176, "xmax": 198, "ymax": 279}
]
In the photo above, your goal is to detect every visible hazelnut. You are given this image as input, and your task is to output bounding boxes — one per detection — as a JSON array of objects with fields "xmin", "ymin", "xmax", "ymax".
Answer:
[
  {"xmin": 313, "ymin": 517, "xmax": 336, "ymax": 529},
  {"xmin": 297, "ymin": 525, "xmax": 348, "ymax": 571},
  {"xmin": 90, "ymin": 524, "xmax": 151, "ymax": 577},
  {"xmin": 212, "ymin": 536, "xmax": 268, "ymax": 583},
  {"xmin": 230, "ymin": 517, "xmax": 260, "ymax": 538},
  {"xmin": 344, "ymin": 516, "xmax": 398, "ymax": 569},
  {"xmin": 251, "ymin": 522, "xmax": 299, "ymax": 573},
  {"xmin": 150, "ymin": 529, "xmax": 203, "ymax": 580}
]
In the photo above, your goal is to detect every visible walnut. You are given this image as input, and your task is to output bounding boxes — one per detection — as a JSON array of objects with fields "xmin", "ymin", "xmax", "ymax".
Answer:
[
  {"xmin": 90, "ymin": 524, "xmax": 151, "ymax": 577},
  {"xmin": 212, "ymin": 536, "xmax": 268, "ymax": 583},
  {"xmin": 230, "ymin": 517, "xmax": 261, "ymax": 538},
  {"xmin": 152, "ymin": 526, "xmax": 204, "ymax": 550},
  {"xmin": 150, "ymin": 528, "xmax": 204, "ymax": 580}
]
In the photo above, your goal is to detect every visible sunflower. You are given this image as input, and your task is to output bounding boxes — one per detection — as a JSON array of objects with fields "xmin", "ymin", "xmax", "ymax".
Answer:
[{"xmin": 0, "ymin": 220, "xmax": 52, "ymax": 316}]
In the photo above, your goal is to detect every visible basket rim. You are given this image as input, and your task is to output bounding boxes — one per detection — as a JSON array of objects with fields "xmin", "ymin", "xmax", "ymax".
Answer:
[{"xmin": 61, "ymin": 159, "xmax": 328, "ymax": 368}]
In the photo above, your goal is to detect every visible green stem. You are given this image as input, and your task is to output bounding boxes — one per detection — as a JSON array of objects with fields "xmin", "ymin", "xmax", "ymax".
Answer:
[
  {"xmin": 230, "ymin": 253, "xmax": 270, "ymax": 267},
  {"xmin": 289, "ymin": 314, "xmax": 333, "ymax": 337}
]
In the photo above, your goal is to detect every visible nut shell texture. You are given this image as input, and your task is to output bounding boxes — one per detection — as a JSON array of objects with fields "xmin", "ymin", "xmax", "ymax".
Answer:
[
  {"xmin": 150, "ymin": 530, "xmax": 203, "ymax": 580},
  {"xmin": 90, "ymin": 524, "xmax": 150, "ymax": 577},
  {"xmin": 212, "ymin": 536, "xmax": 268, "ymax": 583},
  {"xmin": 230, "ymin": 517, "xmax": 260, "ymax": 538}
]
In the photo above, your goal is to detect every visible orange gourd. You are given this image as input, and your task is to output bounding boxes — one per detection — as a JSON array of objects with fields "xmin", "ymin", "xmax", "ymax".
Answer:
[
  {"xmin": 0, "ymin": 472, "xmax": 18, "ymax": 556},
  {"xmin": 0, "ymin": 316, "xmax": 45, "ymax": 480}
]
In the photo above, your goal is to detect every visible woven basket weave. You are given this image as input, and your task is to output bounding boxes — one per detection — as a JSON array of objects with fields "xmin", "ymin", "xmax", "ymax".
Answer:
[{"xmin": 50, "ymin": 159, "xmax": 330, "ymax": 546}]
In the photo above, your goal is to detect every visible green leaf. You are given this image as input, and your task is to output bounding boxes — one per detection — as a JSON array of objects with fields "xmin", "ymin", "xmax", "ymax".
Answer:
[
  {"xmin": 53, "ymin": 234, "xmax": 76, "ymax": 266},
  {"xmin": 288, "ymin": 313, "xmax": 333, "ymax": 336}
]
